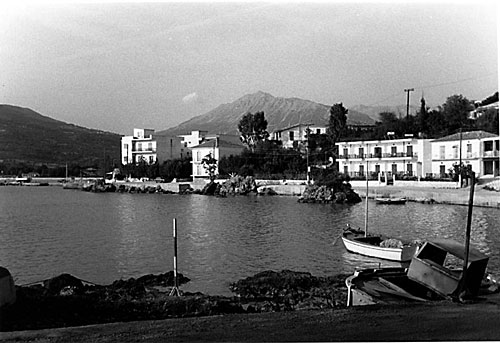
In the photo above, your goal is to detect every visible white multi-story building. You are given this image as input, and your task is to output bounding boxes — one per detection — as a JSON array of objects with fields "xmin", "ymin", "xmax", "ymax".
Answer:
[
  {"xmin": 178, "ymin": 130, "xmax": 208, "ymax": 148},
  {"xmin": 271, "ymin": 123, "xmax": 327, "ymax": 149},
  {"xmin": 335, "ymin": 137, "xmax": 432, "ymax": 180},
  {"xmin": 431, "ymin": 130, "xmax": 499, "ymax": 178},
  {"xmin": 121, "ymin": 128, "xmax": 187, "ymax": 165},
  {"xmin": 191, "ymin": 134, "xmax": 245, "ymax": 179}
]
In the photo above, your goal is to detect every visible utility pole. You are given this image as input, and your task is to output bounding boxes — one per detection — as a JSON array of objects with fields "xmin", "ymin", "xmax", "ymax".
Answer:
[
  {"xmin": 306, "ymin": 125, "xmax": 310, "ymax": 184},
  {"xmin": 459, "ymin": 127, "xmax": 463, "ymax": 188},
  {"xmin": 404, "ymin": 88, "xmax": 414, "ymax": 120}
]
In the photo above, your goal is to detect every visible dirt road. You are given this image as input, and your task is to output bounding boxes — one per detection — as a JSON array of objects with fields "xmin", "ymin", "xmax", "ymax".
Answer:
[{"xmin": 2, "ymin": 295, "xmax": 500, "ymax": 342}]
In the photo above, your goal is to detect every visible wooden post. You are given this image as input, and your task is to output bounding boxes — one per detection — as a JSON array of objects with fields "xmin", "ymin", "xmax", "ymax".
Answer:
[
  {"xmin": 169, "ymin": 218, "xmax": 181, "ymax": 296},
  {"xmin": 364, "ymin": 158, "xmax": 369, "ymax": 237},
  {"xmin": 458, "ymin": 171, "xmax": 475, "ymax": 300}
]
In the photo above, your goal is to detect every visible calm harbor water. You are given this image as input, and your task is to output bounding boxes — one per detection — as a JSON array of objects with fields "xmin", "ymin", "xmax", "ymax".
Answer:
[{"xmin": 0, "ymin": 186, "xmax": 499, "ymax": 296}]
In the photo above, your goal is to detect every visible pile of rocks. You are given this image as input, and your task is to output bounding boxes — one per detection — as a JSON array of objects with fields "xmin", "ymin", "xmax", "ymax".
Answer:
[
  {"xmin": 1, "ymin": 269, "xmax": 349, "ymax": 332},
  {"xmin": 298, "ymin": 184, "xmax": 362, "ymax": 204},
  {"xmin": 1, "ymin": 272, "xmax": 243, "ymax": 331},
  {"xmin": 230, "ymin": 270, "xmax": 348, "ymax": 312},
  {"xmin": 194, "ymin": 176, "xmax": 257, "ymax": 196}
]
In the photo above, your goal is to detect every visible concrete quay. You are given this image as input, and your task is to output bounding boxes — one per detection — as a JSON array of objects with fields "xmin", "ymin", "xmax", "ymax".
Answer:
[
  {"xmin": 352, "ymin": 184, "xmax": 500, "ymax": 208},
  {"xmin": 4, "ymin": 177, "xmax": 498, "ymax": 208}
]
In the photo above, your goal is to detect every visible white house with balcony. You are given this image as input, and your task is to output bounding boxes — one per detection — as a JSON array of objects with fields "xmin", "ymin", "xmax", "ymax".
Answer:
[
  {"xmin": 335, "ymin": 137, "xmax": 432, "ymax": 180},
  {"xmin": 191, "ymin": 134, "xmax": 245, "ymax": 179},
  {"xmin": 431, "ymin": 130, "xmax": 499, "ymax": 178},
  {"xmin": 271, "ymin": 123, "xmax": 327, "ymax": 149},
  {"xmin": 121, "ymin": 128, "xmax": 187, "ymax": 165}
]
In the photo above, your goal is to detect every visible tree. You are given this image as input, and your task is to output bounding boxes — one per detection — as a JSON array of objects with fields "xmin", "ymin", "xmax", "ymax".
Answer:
[
  {"xmin": 238, "ymin": 111, "xmax": 269, "ymax": 152},
  {"xmin": 201, "ymin": 153, "xmax": 218, "ymax": 182},
  {"xmin": 475, "ymin": 108, "xmax": 499, "ymax": 134},
  {"xmin": 322, "ymin": 103, "xmax": 348, "ymax": 173},
  {"xmin": 326, "ymin": 103, "xmax": 348, "ymax": 146},
  {"xmin": 442, "ymin": 94, "xmax": 473, "ymax": 134},
  {"xmin": 418, "ymin": 95, "xmax": 429, "ymax": 136}
]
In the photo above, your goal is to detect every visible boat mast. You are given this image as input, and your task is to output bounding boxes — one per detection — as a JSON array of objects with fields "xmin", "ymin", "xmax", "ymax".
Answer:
[{"xmin": 364, "ymin": 156, "xmax": 368, "ymax": 237}]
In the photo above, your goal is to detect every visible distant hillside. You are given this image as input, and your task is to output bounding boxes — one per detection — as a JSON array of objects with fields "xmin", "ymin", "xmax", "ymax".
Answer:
[
  {"xmin": 160, "ymin": 91, "xmax": 375, "ymax": 136},
  {"xmin": 350, "ymin": 104, "xmax": 419, "ymax": 122},
  {"xmin": 0, "ymin": 105, "xmax": 121, "ymax": 167}
]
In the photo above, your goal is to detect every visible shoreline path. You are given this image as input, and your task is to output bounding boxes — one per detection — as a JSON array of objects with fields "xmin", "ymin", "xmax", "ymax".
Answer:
[
  {"xmin": 2, "ymin": 295, "xmax": 500, "ymax": 342},
  {"xmin": 353, "ymin": 184, "xmax": 500, "ymax": 208}
]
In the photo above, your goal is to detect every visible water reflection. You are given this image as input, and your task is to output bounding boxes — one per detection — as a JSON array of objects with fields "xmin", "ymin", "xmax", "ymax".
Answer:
[{"xmin": 0, "ymin": 187, "xmax": 498, "ymax": 296}]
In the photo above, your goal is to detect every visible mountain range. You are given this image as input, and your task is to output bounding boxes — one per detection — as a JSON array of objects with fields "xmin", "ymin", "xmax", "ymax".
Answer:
[
  {"xmin": 160, "ymin": 91, "xmax": 379, "ymax": 136},
  {"xmin": 0, "ymin": 92, "xmax": 422, "ymax": 166}
]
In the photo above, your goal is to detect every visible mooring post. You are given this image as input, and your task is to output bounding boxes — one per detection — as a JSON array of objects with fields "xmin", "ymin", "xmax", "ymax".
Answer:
[
  {"xmin": 169, "ymin": 218, "xmax": 181, "ymax": 296},
  {"xmin": 459, "ymin": 171, "xmax": 475, "ymax": 299}
]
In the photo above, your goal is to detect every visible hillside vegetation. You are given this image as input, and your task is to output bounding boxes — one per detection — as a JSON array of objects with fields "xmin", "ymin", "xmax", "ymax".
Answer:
[{"xmin": 0, "ymin": 105, "xmax": 121, "ymax": 170}]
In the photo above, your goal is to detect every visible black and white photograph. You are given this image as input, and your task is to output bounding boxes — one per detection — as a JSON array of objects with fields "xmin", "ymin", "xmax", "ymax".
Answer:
[{"xmin": 0, "ymin": 0, "xmax": 499, "ymax": 341}]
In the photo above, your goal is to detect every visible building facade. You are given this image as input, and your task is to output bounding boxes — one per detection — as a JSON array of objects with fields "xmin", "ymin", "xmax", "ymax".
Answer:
[
  {"xmin": 335, "ymin": 137, "xmax": 432, "ymax": 180},
  {"xmin": 431, "ymin": 131, "xmax": 499, "ymax": 178},
  {"xmin": 121, "ymin": 128, "xmax": 187, "ymax": 165},
  {"xmin": 178, "ymin": 130, "xmax": 208, "ymax": 148},
  {"xmin": 271, "ymin": 123, "xmax": 327, "ymax": 149},
  {"xmin": 191, "ymin": 134, "xmax": 245, "ymax": 179}
]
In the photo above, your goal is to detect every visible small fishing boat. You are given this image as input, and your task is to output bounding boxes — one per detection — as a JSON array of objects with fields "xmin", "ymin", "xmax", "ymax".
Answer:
[
  {"xmin": 375, "ymin": 197, "xmax": 407, "ymax": 205},
  {"xmin": 346, "ymin": 171, "xmax": 499, "ymax": 306},
  {"xmin": 345, "ymin": 238, "xmax": 496, "ymax": 306},
  {"xmin": 340, "ymin": 161, "xmax": 418, "ymax": 262},
  {"xmin": 342, "ymin": 227, "xmax": 419, "ymax": 262},
  {"xmin": 345, "ymin": 266, "xmax": 443, "ymax": 306}
]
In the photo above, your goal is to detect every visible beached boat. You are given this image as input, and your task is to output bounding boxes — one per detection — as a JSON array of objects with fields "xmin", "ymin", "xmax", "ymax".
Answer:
[
  {"xmin": 407, "ymin": 239, "xmax": 489, "ymax": 298},
  {"xmin": 0, "ymin": 266, "xmax": 16, "ymax": 307},
  {"xmin": 346, "ymin": 172, "xmax": 499, "ymax": 306},
  {"xmin": 346, "ymin": 238, "xmax": 496, "ymax": 306},
  {"xmin": 375, "ymin": 197, "xmax": 407, "ymax": 205},
  {"xmin": 345, "ymin": 266, "xmax": 443, "ymax": 306}
]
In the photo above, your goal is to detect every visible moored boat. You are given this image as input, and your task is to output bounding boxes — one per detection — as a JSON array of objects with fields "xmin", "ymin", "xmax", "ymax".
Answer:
[
  {"xmin": 346, "ymin": 171, "xmax": 499, "ymax": 306},
  {"xmin": 341, "ymin": 227, "xmax": 419, "ymax": 262},
  {"xmin": 375, "ymin": 197, "xmax": 407, "ymax": 205},
  {"xmin": 340, "ymin": 161, "xmax": 418, "ymax": 262}
]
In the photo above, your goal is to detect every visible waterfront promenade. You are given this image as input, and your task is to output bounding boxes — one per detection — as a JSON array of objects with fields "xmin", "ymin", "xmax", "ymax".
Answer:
[
  {"xmin": 256, "ymin": 179, "xmax": 500, "ymax": 208},
  {"xmin": 354, "ymin": 184, "xmax": 500, "ymax": 208},
  {"xmin": 2, "ymin": 176, "xmax": 499, "ymax": 208}
]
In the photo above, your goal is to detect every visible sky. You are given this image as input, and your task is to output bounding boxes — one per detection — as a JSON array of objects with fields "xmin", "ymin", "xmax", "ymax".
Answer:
[{"xmin": 1, "ymin": 1, "xmax": 498, "ymax": 135}]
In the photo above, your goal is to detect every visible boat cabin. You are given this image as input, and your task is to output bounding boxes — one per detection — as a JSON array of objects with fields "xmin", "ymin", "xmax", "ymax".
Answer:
[{"xmin": 407, "ymin": 239, "xmax": 489, "ymax": 298}]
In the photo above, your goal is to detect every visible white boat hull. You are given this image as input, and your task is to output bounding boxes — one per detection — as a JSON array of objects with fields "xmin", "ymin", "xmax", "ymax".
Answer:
[{"xmin": 341, "ymin": 236, "xmax": 417, "ymax": 262}]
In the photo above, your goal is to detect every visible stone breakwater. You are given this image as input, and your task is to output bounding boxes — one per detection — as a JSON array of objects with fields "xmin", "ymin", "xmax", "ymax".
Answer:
[{"xmin": 0, "ymin": 270, "xmax": 348, "ymax": 332}]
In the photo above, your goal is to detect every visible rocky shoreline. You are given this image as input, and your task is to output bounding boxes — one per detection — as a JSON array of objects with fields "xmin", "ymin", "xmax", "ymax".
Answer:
[{"xmin": 0, "ymin": 270, "xmax": 348, "ymax": 332}]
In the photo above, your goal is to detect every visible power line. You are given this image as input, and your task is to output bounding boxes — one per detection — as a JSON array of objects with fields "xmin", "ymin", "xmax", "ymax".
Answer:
[
  {"xmin": 367, "ymin": 73, "xmax": 497, "ymax": 106},
  {"xmin": 414, "ymin": 73, "xmax": 496, "ymax": 90}
]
